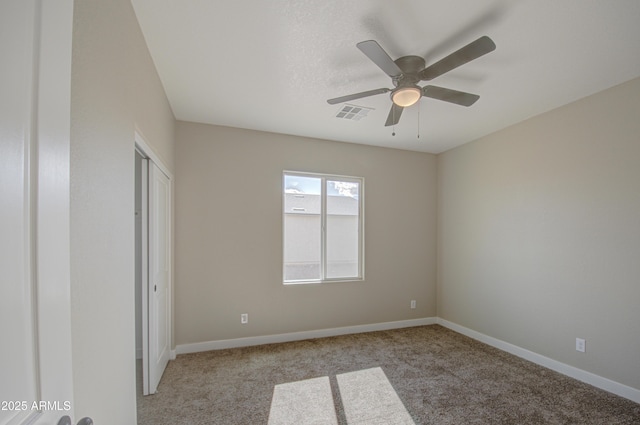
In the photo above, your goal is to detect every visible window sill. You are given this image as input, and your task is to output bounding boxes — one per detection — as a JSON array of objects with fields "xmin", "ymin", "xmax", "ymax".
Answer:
[{"xmin": 283, "ymin": 278, "xmax": 364, "ymax": 286}]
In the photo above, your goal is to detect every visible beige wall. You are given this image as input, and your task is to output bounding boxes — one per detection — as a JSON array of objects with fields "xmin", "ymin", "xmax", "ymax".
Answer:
[
  {"xmin": 70, "ymin": 0, "xmax": 175, "ymax": 422},
  {"xmin": 437, "ymin": 77, "xmax": 640, "ymax": 390},
  {"xmin": 175, "ymin": 122, "xmax": 437, "ymax": 345}
]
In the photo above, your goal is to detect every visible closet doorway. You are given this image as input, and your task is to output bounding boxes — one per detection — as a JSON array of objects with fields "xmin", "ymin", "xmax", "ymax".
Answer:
[{"xmin": 135, "ymin": 134, "xmax": 172, "ymax": 395}]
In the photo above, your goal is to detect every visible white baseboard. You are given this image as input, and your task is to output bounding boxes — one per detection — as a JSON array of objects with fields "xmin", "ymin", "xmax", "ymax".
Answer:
[
  {"xmin": 169, "ymin": 349, "xmax": 176, "ymax": 360},
  {"xmin": 175, "ymin": 317, "xmax": 437, "ymax": 355},
  {"xmin": 437, "ymin": 318, "xmax": 640, "ymax": 404}
]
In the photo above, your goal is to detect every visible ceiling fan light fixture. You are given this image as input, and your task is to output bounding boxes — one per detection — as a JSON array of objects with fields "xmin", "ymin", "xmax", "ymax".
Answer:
[{"xmin": 391, "ymin": 86, "xmax": 422, "ymax": 107}]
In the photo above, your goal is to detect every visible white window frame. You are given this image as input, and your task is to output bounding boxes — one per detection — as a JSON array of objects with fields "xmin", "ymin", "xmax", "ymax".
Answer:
[{"xmin": 283, "ymin": 171, "xmax": 364, "ymax": 284}]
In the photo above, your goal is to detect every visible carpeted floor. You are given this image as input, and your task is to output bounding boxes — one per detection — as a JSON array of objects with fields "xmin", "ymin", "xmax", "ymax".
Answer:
[{"xmin": 137, "ymin": 325, "xmax": 640, "ymax": 424}]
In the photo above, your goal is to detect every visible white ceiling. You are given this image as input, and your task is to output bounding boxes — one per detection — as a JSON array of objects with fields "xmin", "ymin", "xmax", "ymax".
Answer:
[{"xmin": 130, "ymin": 0, "xmax": 640, "ymax": 154}]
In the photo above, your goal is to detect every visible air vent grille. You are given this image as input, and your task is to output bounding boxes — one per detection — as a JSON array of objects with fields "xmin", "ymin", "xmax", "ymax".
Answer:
[{"xmin": 335, "ymin": 104, "xmax": 374, "ymax": 121}]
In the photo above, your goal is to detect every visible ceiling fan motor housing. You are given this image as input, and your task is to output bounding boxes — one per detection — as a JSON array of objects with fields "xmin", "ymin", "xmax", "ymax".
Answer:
[{"xmin": 392, "ymin": 55, "xmax": 426, "ymax": 87}]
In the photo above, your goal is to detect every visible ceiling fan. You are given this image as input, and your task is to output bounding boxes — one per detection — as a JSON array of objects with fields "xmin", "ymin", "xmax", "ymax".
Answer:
[{"xmin": 327, "ymin": 36, "xmax": 496, "ymax": 126}]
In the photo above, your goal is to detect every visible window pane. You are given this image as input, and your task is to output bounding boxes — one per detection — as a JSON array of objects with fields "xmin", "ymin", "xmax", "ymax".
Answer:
[
  {"xmin": 284, "ymin": 176, "xmax": 321, "ymax": 281},
  {"xmin": 284, "ymin": 174, "xmax": 321, "ymax": 195},
  {"xmin": 326, "ymin": 180, "xmax": 360, "ymax": 278}
]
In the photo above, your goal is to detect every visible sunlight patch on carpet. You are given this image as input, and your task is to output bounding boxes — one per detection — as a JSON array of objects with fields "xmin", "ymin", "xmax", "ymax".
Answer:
[
  {"xmin": 267, "ymin": 367, "xmax": 415, "ymax": 424},
  {"xmin": 336, "ymin": 367, "xmax": 415, "ymax": 425},
  {"xmin": 268, "ymin": 376, "xmax": 338, "ymax": 425}
]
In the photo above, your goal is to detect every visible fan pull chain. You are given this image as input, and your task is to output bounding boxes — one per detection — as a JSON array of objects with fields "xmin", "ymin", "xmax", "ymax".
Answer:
[
  {"xmin": 417, "ymin": 102, "xmax": 421, "ymax": 139},
  {"xmin": 392, "ymin": 107, "xmax": 396, "ymax": 136}
]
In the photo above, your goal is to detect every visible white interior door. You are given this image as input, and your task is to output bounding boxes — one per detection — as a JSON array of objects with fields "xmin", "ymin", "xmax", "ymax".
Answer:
[
  {"xmin": 1, "ymin": 1, "xmax": 75, "ymax": 424},
  {"xmin": 139, "ymin": 156, "xmax": 150, "ymax": 396},
  {"xmin": 148, "ymin": 162, "xmax": 171, "ymax": 394}
]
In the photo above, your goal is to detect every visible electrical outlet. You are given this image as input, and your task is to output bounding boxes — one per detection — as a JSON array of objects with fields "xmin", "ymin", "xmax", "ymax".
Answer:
[
  {"xmin": 410, "ymin": 300, "xmax": 416, "ymax": 309},
  {"xmin": 241, "ymin": 313, "xmax": 248, "ymax": 324},
  {"xmin": 576, "ymin": 338, "xmax": 585, "ymax": 353}
]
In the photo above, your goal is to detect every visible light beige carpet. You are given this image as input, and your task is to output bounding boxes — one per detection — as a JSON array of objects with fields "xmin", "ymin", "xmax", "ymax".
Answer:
[{"xmin": 137, "ymin": 325, "xmax": 640, "ymax": 424}]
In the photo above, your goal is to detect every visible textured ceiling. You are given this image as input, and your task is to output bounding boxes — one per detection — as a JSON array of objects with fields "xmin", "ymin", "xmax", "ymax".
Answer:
[{"xmin": 131, "ymin": 0, "xmax": 640, "ymax": 153}]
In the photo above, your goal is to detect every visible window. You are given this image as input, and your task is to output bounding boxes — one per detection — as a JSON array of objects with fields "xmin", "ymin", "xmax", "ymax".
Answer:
[{"xmin": 283, "ymin": 171, "xmax": 363, "ymax": 283}]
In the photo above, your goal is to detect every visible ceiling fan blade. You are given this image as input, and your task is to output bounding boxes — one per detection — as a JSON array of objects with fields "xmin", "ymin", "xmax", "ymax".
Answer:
[
  {"xmin": 423, "ymin": 85, "xmax": 480, "ymax": 106},
  {"xmin": 385, "ymin": 103, "xmax": 404, "ymax": 126},
  {"xmin": 327, "ymin": 88, "xmax": 390, "ymax": 105},
  {"xmin": 419, "ymin": 36, "xmax": 496, "ymax": 81},
  {"xmin": 357, "ymin": 40, "xmax": 403, "ymax": 78}
]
